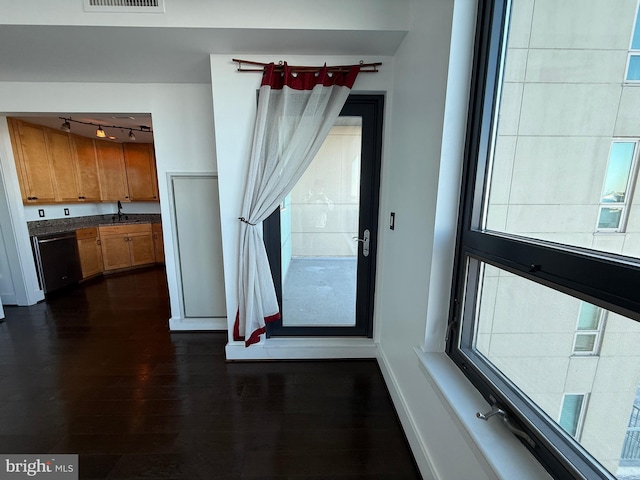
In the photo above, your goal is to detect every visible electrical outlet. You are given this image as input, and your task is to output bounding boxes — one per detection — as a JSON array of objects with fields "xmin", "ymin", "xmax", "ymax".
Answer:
[
  {"xmin": 64, "ymin": 208, "xmax": 70, "ymax": 216},
  {"xmin": 38, "ymin": 209, "xmax": 45, "ymax": 218}
]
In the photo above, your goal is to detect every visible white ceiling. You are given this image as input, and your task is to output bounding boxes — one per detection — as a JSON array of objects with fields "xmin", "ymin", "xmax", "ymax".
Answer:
[
  {"xmin": 2, "ymin": 20, "xmax": 405, "ymax": 143},
  {"xmin": 0, "ymin": 25, "xmax": 406, "ymax": 84}
]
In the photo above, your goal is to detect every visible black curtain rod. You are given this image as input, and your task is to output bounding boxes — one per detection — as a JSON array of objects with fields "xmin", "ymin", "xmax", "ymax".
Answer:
[{"xmin": 232, "ymin": 58, "xmax": 382, "ymax": 73}]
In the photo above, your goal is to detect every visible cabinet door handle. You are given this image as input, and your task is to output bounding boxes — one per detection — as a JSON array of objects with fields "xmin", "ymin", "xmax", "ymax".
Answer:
[{"xmin": 96, "ymin": 239, "xmax": 101, "ymax": 245}]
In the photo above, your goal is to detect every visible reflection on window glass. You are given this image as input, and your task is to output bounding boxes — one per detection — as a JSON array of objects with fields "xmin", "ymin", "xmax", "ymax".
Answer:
[
  {"xmin": 573, "ymin": 302, "xmax": 604, "ymax": 355},
  {"xmin": 601, "ymin": 143, "xmax": 635, "ymax": 203},
  {"xmin": 559, "ymin": 394, "xmax": 586, "ymax": 438},
  {"xmin": 632, "ymin": 7, "xmax": 640, "ymax": 50},
  {"xmin": 627, "ymin": 55, "xmax": 640, "ymax": 81},
  {"xmin": 577, "ymin": 303, "xmax": 601, "ymax": 330},
  {"xmin": 597, "ymin": 206, "xmax": 623, "ymax": 230},
  {"xmin": 474, "ymin": 263, "xmax": 640, "ymax": 477}
]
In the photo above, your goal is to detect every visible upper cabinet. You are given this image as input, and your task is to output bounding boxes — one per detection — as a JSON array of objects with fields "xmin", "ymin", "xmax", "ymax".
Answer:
[
  {"xmin": 7, "ymin": 118, "xmax": 158, "ymax": 205},
  {"xmin": 71, "ymin": 136, "xmax": 102, "ymax": 202},
  {"xmin": 96, "ymin": 141, "xmax": 130, "ymax": 202},
  {"xmin": 9, "ymin": 119, "xmax": 57, "ymax": 203},
  {"xmin": 123, "ymin": 143, "xmax": 159, "ymax": 201},
  {"xmin": 46, "ymin": 129, "xmax": 79, "ymax": 203}
]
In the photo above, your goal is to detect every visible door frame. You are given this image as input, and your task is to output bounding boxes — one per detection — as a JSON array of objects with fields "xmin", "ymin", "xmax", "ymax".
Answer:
[{"xmin": 265, "ymin": 94, "xmax": 384, "ymax": 338}]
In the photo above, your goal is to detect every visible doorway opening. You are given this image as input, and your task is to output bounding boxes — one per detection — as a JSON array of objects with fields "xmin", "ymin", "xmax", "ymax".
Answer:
[
  {"xmin": 0, "ymin": 112, "xmax": 167, "ymax": 309},
  {"xmin": 265, "ymin": 95, "xmax": 384, "ymax": 337}
]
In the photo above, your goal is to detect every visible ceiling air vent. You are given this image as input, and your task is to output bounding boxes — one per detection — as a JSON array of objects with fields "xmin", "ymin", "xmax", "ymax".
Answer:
[{"xmin": 83, "ymin": 0, "xmax": 165, "ymax": 13}]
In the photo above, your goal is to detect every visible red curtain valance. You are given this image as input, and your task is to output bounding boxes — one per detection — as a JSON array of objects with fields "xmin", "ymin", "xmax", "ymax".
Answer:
[{"xmin": 261, "ymin": 62, "xmax": 360, "ymax": 90}]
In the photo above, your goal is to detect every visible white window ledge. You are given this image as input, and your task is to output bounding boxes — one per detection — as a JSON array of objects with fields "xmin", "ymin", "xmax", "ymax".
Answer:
[{"xmin": 415, "ymin": 349, "xmax": 552, "ymax": 480}]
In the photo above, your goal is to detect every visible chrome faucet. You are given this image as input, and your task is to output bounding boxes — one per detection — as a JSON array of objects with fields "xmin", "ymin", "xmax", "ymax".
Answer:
[{"xmin": 117, "ymin": 200, "xmax": 124, "ymax": 220}]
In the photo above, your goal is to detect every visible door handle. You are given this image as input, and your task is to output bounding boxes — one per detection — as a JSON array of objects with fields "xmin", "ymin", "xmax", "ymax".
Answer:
[{"xmin": 353, "ymin": 229, "xmax": 370, "ymax": 257}]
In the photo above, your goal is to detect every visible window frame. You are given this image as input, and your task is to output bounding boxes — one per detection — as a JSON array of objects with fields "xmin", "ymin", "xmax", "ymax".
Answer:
[{"xmin": 446, "ymin": 0, "xmax": 640, "ymax": 479}]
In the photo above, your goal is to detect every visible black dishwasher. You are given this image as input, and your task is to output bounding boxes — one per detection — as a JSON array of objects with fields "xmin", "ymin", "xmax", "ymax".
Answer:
[{"xmin": 31, "ymin": 232, "xmax": 82, "ymax": 294}]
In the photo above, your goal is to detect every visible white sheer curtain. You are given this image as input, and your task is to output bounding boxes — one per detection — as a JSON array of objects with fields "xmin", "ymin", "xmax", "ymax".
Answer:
[{"xmin": 234, "ymin": 62, "xmax": 360, "ymax": 346}]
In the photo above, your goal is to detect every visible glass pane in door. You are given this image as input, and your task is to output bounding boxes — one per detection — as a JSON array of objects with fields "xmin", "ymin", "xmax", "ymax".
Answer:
[{"xmin": 281, "ymin": 117, "xmax": 362, "ymax": 326}]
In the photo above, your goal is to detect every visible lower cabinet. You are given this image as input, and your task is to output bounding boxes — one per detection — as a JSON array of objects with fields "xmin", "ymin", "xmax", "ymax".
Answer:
[
  {"xmin": 76, "ymin": 227, "xmax": 103, "ymax": 279},
  {"xmin": 98, "ymin": 224, "xmax": 155, "ymax": 271},
  {"xmin": 152, "ymin": 223, "xmax": 164, "ymax": 263}
]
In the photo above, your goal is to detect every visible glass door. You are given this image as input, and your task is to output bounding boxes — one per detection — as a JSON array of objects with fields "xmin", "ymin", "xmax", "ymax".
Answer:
[{"xmin": 265, "ymin": 95, "xmax": 383, "ymax": 337}]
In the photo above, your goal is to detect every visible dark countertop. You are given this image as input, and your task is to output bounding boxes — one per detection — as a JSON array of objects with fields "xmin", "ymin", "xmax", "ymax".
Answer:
[{"xmin": 28, "ymin": 214, "xmax": 162, "ymax": 237}]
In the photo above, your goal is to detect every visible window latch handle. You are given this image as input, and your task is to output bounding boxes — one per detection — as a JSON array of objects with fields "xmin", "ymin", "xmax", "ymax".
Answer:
[
  {"xmin": 477, "ymin": 405, "xmax": 505, "ymax": 420},
  {"xmin": 477, "ymin": 405, "xmax": 536, "ymax": 448}
]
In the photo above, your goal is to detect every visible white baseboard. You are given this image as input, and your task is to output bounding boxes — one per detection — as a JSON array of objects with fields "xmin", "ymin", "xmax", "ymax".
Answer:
[
  {"xmin": 377, "ymin": 345, "xmax": 438, "ymax": 480},
  {"xmin": 225, "ymin": 337, "xmax": 378, "ymax": 360},
  {"xmin": 169, "ymin": 316, "xmax": 227, "ymax": 331}
]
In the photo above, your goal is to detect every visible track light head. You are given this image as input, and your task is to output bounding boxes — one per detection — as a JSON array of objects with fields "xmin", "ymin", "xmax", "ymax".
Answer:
[
  {"xmin": 60, "ymin": 119, "xmax": 71, "ymax": 133},
  {"xmin": 96, "ymin": 126, "xmax": 106, "ymax": 138}
]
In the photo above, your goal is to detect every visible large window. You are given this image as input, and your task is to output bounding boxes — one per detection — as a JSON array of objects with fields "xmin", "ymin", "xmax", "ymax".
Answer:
[{"xmin": 448, "ymin": 1, "xmax": 640, "ymax": 479}]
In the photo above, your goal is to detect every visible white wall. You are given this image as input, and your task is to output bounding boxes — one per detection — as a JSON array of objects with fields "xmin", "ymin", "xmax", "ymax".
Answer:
[{"xmin": 0, "ymin": 82, "xmax": 220, "ymax": 322}]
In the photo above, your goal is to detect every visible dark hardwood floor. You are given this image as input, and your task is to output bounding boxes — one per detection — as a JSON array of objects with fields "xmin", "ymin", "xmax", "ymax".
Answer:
[{"xmin": 0, "ymin": 267, "xmax": 420, "ymax": 479}]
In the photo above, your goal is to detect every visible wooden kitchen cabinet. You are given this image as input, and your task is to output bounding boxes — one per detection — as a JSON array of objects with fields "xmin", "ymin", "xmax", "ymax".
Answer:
[
  {"xmin": 99, "ymin": 223, "xmax": 154, "ymax": 271},
  {"xmin": 8, "ymin": 118, "xmax": 159, "ymax": 205},
  {"xmin": 129, "ymin": 230, "xmax": 156, "ymax": 266},
  {"xmin": 46, "ymin": 129, "xmax": 78, "ymax": 203},
  {"xmin": 152, "ymin": 223, "xmax": 164, "ymax": 263},
  {"xmin": 8, "ymin": 119, "xmax": 57, "ymax": 203},
  {"xmin": 76, "ymin": 227, "xmax": 103, "ymax": 278},
  {"xmin": 96, "ymin": 141, "xmax": 130, "ymax": 202},
  {"xmin": 123, "ymin": 143, "xmax": 159, "ymax": 201},
  {"xmin": 71, "ymin": 136, "xmax": 102, "ymax": 202}
]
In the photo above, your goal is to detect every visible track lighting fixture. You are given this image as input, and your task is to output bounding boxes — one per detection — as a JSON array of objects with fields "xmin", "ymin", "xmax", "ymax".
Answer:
[{"xmin": 58, "ymin": 117, "xmax": 153, "ymax": 140}]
